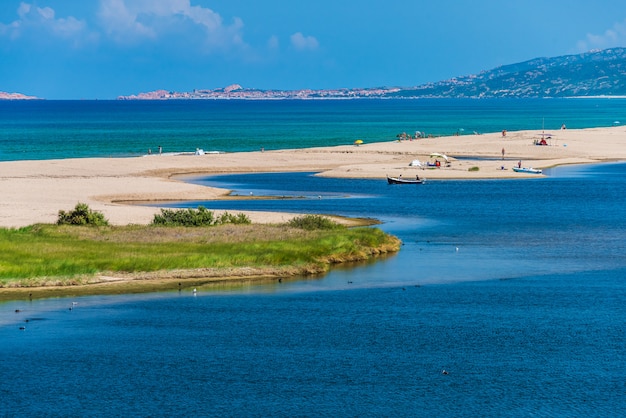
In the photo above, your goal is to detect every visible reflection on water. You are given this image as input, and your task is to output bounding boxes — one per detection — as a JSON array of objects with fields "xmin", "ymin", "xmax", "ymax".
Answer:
[
  {"xmin": 158, "ymin": 162, "xmax": 626, "ymax": 290},
  {"xmin": 2, "ymin": 163, "xmax": 625, "ymax": 417}
]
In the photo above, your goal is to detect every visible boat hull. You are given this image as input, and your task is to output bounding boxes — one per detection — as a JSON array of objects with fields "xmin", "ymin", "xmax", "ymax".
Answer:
[
  {"xmin": 512, "ymin": 167, "xmax": 542, "ymax": 174},
  {"xmin": 387, "ymin": 176, "xmax": 425, "ymax": 184}
]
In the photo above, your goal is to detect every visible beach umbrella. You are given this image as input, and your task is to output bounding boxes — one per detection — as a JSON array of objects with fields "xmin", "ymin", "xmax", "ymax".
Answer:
[
  {"xmin": 429, "ymin": 152, "xmax": 448, "ymax": 162},
  {"xmin": 354, "ymin": 139, "xmax": 364, "ymax": 146}
]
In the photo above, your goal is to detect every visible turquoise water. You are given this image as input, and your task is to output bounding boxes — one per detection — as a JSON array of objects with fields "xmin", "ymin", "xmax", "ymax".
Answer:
[
  {"xmin": 0, "ymin": 101, "xmax": 625, "ymax": 416},
  {"xmin": 0, "ymin": 98, "xmax": 625, "ymax": 160}
]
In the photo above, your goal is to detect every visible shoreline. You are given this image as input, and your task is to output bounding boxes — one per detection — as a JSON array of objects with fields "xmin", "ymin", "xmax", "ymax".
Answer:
[
  {"xmin": 1, "ymin": 126, "xmax": 624, "ymax": 228},
  {"xmin": 0, "ymin": 267, "xmax": 326, "ymax": 302},
  {"xmin": 0, "ymin": 126, "xmax": 625, "ymax": 299},
  {"xmin": 0, "ymin": 225, "xmax": 396, "ymax": 301}
]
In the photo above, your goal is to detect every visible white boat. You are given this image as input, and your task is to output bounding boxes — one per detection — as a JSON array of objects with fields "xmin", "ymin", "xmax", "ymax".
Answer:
[{"xmin": 512, "ymin": 167, "xmax": 542, "ymax": 174}]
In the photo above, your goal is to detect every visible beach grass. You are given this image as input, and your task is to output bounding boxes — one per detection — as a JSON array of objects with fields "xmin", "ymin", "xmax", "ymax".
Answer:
[{"xmin": 0, "ymin": 223, "xmax": 400, "ymax": 289}]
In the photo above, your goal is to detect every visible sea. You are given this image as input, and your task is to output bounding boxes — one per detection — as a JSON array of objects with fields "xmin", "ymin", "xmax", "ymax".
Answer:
[
  {"xmin": 0, "ymin": 98, "xmax": 625, "ymax": 160},
  {"xmin": 0, "ymin": 99, "xmax": 625, "ymax": 417}
]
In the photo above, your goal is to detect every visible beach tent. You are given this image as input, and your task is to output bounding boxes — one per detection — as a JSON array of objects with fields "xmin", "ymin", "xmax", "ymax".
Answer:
[{"xmin": 409, "ymin": 159, "xmax": 422, "ymax": 167}]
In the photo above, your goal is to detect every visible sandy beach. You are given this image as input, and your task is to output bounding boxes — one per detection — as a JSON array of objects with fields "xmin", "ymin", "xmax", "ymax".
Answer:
[{"xmin": 1, "ymin": 126, "xmax": 625, "ymax": 228}]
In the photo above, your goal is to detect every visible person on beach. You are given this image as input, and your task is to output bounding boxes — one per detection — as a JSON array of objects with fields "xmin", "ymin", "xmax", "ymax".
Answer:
[
  {"xmin": 501, "ymin": 147, "xmax": 505, "ymax": 160},
  {"xmin": 158, "ymin": 145, "xmax": 162, "ymax": 155}
]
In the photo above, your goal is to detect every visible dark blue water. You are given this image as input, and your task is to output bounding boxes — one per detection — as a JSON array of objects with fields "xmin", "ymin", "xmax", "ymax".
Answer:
[
  {"xmin": 1, "ymin": 98, "xmax": 625, "ymax": 161},
  {"xmin": 2, "ymin": 163, "xmax": 624, "ymax": 417}
]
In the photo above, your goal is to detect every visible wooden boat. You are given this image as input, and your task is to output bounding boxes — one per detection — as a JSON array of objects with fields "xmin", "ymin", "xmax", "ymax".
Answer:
[
  {"xmin": 512, "ymin": 167, "xmax": 542, "ymax": 174},
  {"xmin": 387, "ymin": 175, "xmax": 425, "ymax": 184}
]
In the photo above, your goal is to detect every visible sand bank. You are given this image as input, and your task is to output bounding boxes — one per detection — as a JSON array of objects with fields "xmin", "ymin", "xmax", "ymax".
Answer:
[{"xmin": 0, "ymin": 126, "xmax": 624, "ymax": 228}]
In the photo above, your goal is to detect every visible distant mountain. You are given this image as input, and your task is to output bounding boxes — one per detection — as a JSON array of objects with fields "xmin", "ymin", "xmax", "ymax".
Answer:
[
  {"xmin": 391, "ymin": 47, "xmax": 626, "ymax": 98},
  {"xmin": 119, "ymin": 47, "xmax": 626, "ymax": 100},
  {"xmin": 117, "ymin": 84, "xmax": 401, "ymax": 100}
]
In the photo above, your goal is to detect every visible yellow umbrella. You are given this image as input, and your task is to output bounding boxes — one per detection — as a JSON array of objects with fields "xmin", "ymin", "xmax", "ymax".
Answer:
[{"xmin": 354, "ymin": 139, "xmax": 364, "ymax": 146}]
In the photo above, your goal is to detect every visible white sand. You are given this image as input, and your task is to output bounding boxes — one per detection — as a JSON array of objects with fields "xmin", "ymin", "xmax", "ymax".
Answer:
[{"xmin": 0, "ymin": 126, "xmax": 624, "ymax": 227}]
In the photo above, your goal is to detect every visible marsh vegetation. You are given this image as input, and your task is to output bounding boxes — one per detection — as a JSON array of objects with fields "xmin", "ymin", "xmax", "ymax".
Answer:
[{"xmin": 0, "ymin": 209, "xmax": 400, "ymax": 290}]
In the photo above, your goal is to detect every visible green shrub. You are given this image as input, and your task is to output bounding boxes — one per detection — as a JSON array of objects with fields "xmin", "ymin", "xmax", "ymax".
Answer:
[
  {"xmin": 57, "ymin": 203, "xmax": 109, "ymax": 226},
  {"xmin": 468, "ymin": 166, "xmax": 480, "ymax": 172},
  {"xmin": 287, "ymin": 214, "xmax": 343, "ymax": 230},
  {"xmin": 151, "ymin": 206, "xmax": 251, "ymax": 227},
  {"xmin": 152, "ymin": 206, "xmax": 215, "ymax": 226},
  {"xmin": 217, "ymin": 211, "xmax": 251, "ymax": 225}
]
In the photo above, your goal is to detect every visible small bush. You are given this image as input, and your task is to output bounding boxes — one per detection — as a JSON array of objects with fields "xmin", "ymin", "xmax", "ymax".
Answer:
[
  {"xmin": 468, "ymin": 166, "xmax": 480, "ymax": 172},
  {"xmin": 217, "ymin": 211, "xmax": 251, "ymax": 225},
  {"xmin": 287, "ymin": 214, "xmax": 342, "ymax": 230},
  {"xmin": 57, "ymin": 203, "xmax": 109, "ymax": 226},
  {"xmin": 152, "ymin": 206, "xmax": 215, "ymax": 226},
  {"xmin": 151, "ymin": 206, "xmax": 251, "ymax": 227}
]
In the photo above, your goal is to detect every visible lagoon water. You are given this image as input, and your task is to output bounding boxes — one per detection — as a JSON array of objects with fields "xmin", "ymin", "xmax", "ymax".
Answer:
[{"xmin": 1, "ymin": 100, "xmax": 625, "ymax": 416}]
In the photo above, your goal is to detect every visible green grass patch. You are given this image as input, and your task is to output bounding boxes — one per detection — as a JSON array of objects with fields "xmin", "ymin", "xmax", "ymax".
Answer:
[{"xmin": 0, "ymin": 223, "xmax": 400, "ymax": 286}]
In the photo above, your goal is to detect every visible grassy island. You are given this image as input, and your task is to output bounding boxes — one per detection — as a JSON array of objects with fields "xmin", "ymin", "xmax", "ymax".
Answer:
[{"xmin": 0, "ymin": 214, "xmax": 400, "ymax": 300}]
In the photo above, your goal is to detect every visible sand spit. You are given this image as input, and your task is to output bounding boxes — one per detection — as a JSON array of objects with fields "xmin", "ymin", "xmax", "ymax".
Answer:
[{"xmin": 0, "ymin": 126, "xmax": 624, "ymax": 228}]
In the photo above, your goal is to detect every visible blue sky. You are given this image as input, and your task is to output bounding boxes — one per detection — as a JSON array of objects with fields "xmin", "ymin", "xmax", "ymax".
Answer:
[{"xmin": 2, "ymin": 0, "xmax": 626, "ymax": 99}]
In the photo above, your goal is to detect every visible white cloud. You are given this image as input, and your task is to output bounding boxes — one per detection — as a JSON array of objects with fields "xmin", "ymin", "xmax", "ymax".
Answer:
[
  {"xmin": 0, "ymin": 2, "xmax": 89, "ymax": 43},
  {"xmin": 98, "ymin": 0, "xmax": 154, "ymax": 40},
  {"xmin": 577, "ymin": 20, "xmax": 626, "ymax": 52},
  {"xmin": 267, "ymin": 35, "xmax": 279, "ymax": 50},
  {"xmin": 97, "ymin": 0, "xmax": 246, "ymax": 50},
  {"xmin": 16, "ymin": 2, "xmax": 31, "ymax": 19},
  {"xmin": 290, "ymin": 32, "xmax": 319, "ymax": 51}
]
